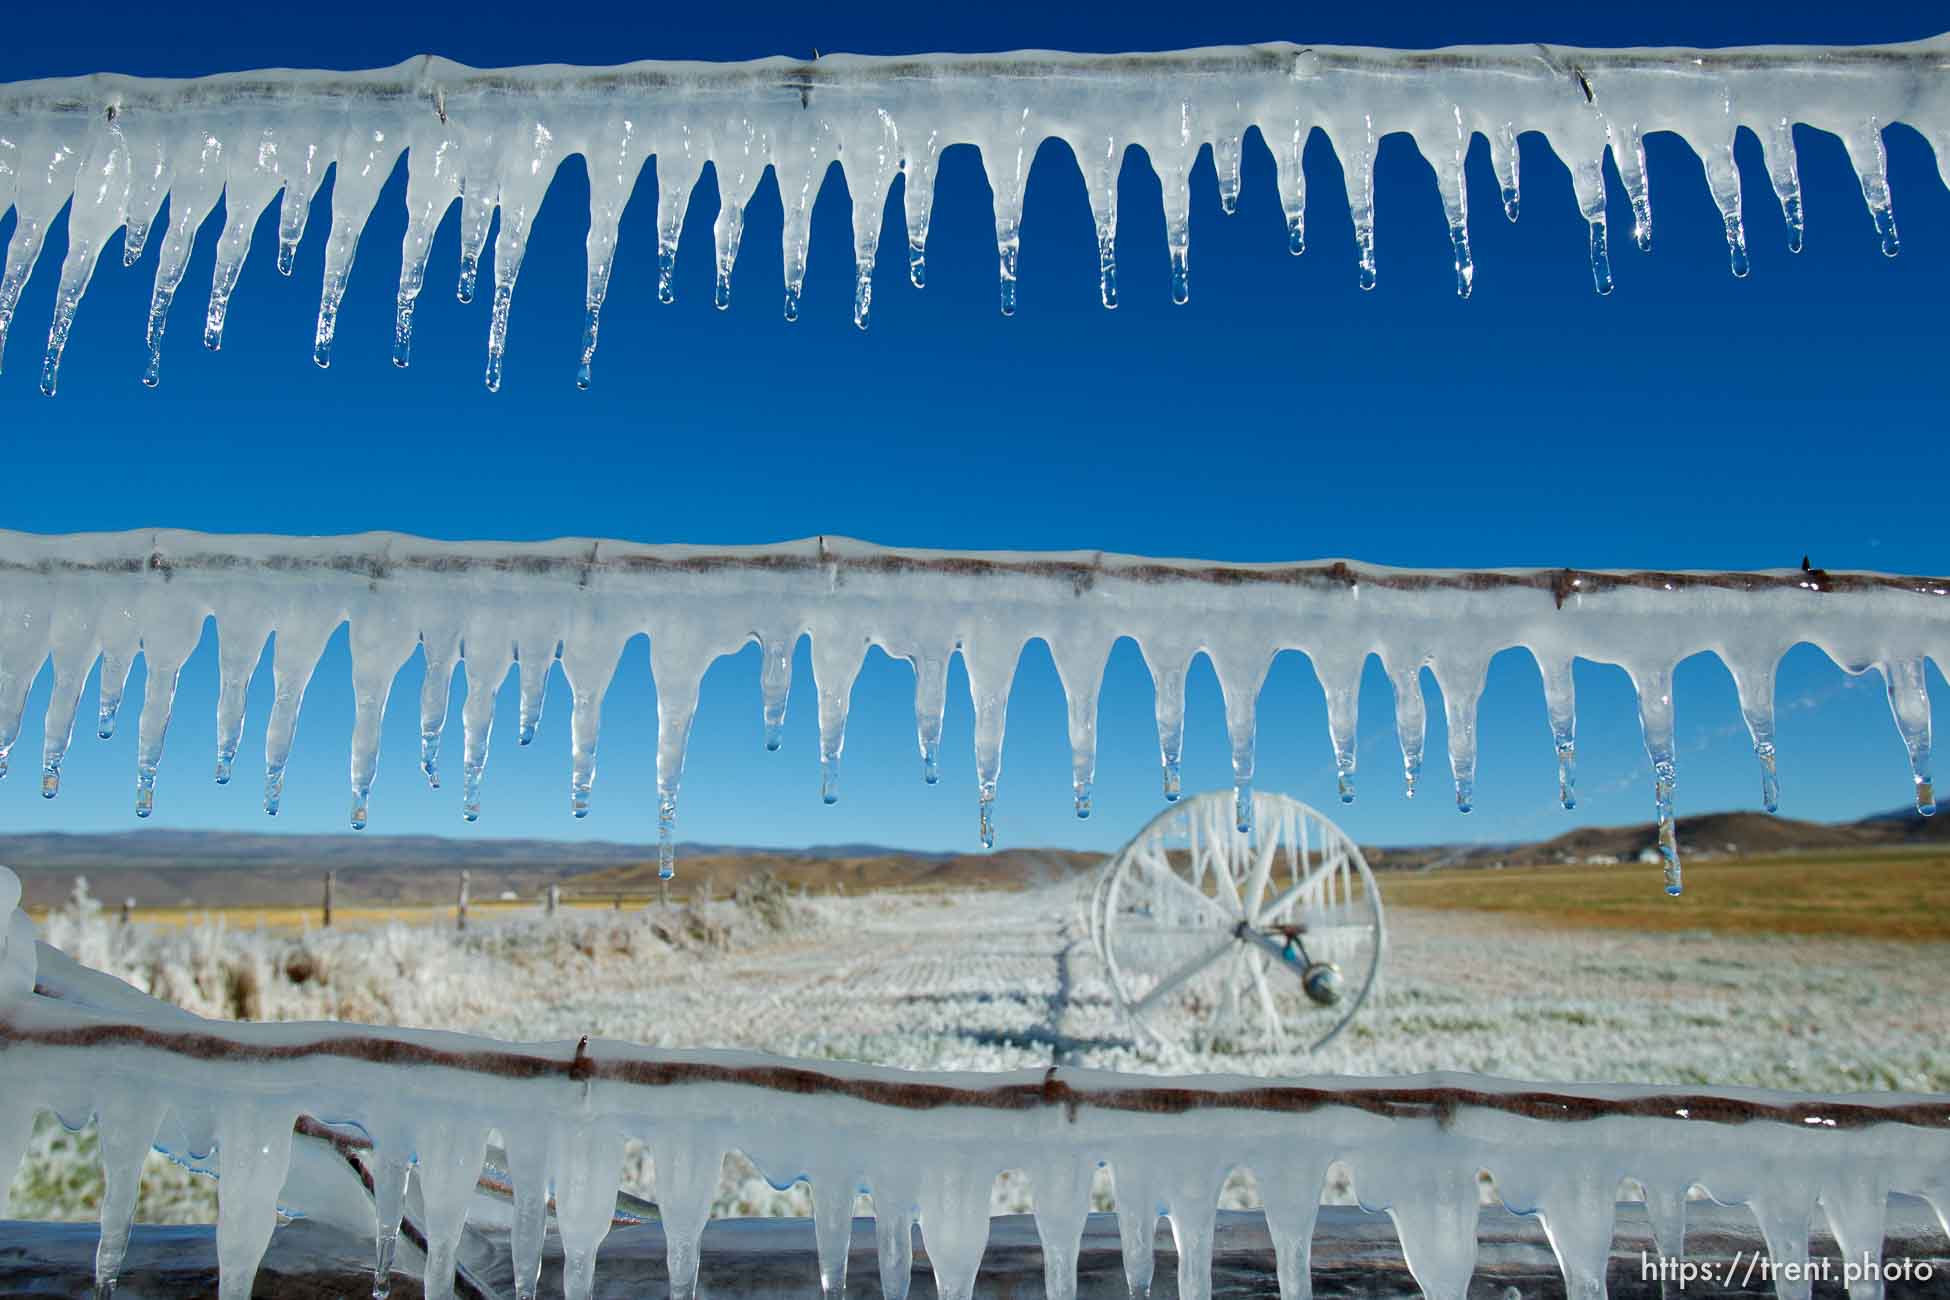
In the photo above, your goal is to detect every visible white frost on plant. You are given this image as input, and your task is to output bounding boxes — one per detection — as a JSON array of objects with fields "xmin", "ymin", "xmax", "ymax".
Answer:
[
  {"xmin": 0, "ymin": 39, "xmax": 1945, "ymax": 391},
  {"xmin": 2, "ymin": 529, "xmax": 1946, "ymax": 894}
]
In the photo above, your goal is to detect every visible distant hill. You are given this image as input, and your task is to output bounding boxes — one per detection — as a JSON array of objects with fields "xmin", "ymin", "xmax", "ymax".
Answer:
[{"xmin": 1, "ymin": 809, "xmax": 1941, "ymax": 909}]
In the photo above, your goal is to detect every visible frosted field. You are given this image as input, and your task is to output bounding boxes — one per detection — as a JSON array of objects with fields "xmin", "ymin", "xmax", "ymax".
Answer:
[{"xmin": 11, "ymin": 877, "xmax": 1948, "ymax": 1224}]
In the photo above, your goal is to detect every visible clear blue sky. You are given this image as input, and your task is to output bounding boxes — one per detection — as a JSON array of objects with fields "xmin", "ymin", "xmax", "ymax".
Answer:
[{"xmin": 1, "ymin": 1, "xmax": 1946, "ymax": 860}]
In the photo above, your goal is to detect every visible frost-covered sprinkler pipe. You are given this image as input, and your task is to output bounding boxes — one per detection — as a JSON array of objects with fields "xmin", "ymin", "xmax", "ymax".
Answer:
[
  {"xmin": 0, "ymin": 37, "xmax": 1945, "ymax": 392},
  {"xmin": 2, "ymin": 529, "xmax": 1945, "ymax": 895},
  {"xmin": 1, "ymin": 871, "xmax": 1946, "ymax": 1300}
]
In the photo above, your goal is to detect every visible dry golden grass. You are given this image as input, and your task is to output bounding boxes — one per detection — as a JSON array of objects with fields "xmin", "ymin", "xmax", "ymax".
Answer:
[{"xmin": 1380, "ymin": 848, "xmax": 1950, "ymax": 941}]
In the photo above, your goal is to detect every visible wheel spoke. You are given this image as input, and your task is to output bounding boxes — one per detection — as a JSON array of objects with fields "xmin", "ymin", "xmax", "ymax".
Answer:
[
  {"xmin": 1254, "ymin": 849, "xmax": 1346, "ymax": 927},
  {"xmin": 1131, "ymin": 934, "xmax": 1238, "ymax": 1017},
  {"xmin": 1135, "ymin": 859, "xmax": 1235, "ymax": 929}
]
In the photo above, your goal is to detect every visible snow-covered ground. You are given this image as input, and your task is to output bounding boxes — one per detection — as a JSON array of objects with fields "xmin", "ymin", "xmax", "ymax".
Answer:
[{"xmin": 11, "ymin": 877, "xmax": 1947, "ymax": 1224}]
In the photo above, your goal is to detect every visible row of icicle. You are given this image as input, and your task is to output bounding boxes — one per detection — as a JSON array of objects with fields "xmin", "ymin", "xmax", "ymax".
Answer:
[
  {"xmin": 0, "ymin": 39, "xmax": 1943, "ymax": 393},
  {"xmin": 0, "ymin": 534, "xmax": 1942, "ymax": 896},
  {"xmin": 5, "ymin": 899, "xmax": 1946, "ymax": 1300}
]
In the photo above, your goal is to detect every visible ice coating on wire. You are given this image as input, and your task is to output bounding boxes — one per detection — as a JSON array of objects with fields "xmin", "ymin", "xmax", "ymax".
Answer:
[
  {"xmin": 0, "ymin": 530, "xmax": 1944, "ymax": 894},
  {"xmin": 1, "ymin": 37, "xmax": 1947, "ymax": 390}
]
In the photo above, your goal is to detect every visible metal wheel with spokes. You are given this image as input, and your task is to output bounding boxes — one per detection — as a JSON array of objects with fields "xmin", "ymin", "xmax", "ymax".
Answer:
[{"xmin": 1090, "ymin": 790, "xmax": 1385, "ymax": 1055}]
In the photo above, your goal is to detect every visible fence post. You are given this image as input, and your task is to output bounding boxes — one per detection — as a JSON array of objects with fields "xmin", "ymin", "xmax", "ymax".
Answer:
[
  {"xmin": 457, "ymin": 870, "xmax": 471, "ymax": 933},
  {"xmin": 546, "ymin": 882, "xmax": 559, "ymax": 916},
  {"xmin": 322, "ymin": 870, "xmax": 336, "ymax": 928}
]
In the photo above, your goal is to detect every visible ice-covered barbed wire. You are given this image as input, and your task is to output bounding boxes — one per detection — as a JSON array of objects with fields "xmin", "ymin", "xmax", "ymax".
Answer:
[
  {"xmin": 0, "ymin": 530, "xmax": 1944, "ymax": 894},
  {"xmin": 1, "ymin": 38, "xmax": 1946, "ymax": 392},
  {"xmin": 2, "ymin": 883, "xmax": 1947, "ymax": 1300}
]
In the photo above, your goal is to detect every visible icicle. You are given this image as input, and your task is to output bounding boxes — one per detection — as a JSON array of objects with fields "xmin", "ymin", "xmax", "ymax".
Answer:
[
  {"xmin": 453, "ymin": 161, "xmax": 498, "ymax": 306},
  {"xmin": 483, "ymin": 123, "xmax": 561, "ymax": 391},
  {"xmin": 562, "ymin": 630, "xmax": 626, "ymax": 819},
  {"xmin": 213, "ymin": 616, "xmax": 272, "ymax": 786},
  {"xmin": 392, "ymin": 124, "xmax": 462, "ymax": 368},
  {"xmin": 1490, "ymin": 123, "xmax": 1521, "ymax": 222},
  {"xmin": 1570, "ymin": 157, "xmax": 1612, "ymax": 295},
  {"xmin": 0, "ymin": 134, "xmax": 78, "ymax": 377},
  {"xmin": 139, "ymin": 134, "xmax": 223, "ymax": 386},
  {"xmin": 1513, "ymin": 1168, "xmax": 1620, "ymax": 1300},
  {"xmin": 713, "ymin": 127, "xmax": 764, "ymax": 315},
  {"xmin": 1729, "ymin": 651, "xmax": 1782, "ymax": 812},
  {"xmin": 1612, "ymin": 121, "xmax": 1652, "ymax": 251},
  {"xmin": 1843, "ymin": 119, "xmax": 1899, "ymax": 257},
  {"xmin": 415, "ymin": 1115, "xmax": 490, "ymax": 1300},
  {"xmin": 418, "ymin": 630, "xmax": 462, "ymax": 790},
  {"xmin": 37, "ymin": 642, "xmax": 93, "ymax": 799},
  {"xmin": 273, "ymin": 140, "xmax": 328, "ymax": 276},
  {"xmin": 1387, "ymin": 659, "xmax": 1428, "ymax": 798},
  {"xmin": 1163, "ymin": 1160, "xmax": 1229, "ymax": 1300},
  {"xmin": 214, "ymin": 1103, "xmax": 297, "ymax": 1300},
  {"xmin": 911, "ymin": 648, "xmax": 950, "ymax": 785},
  {"xmin": 1030, "ymin": 1153, "xmax": 1093, "ymax": 1300},
  {"xmin": 1371, "ymin": 1161, "xmax": 1481, "ymax": 1300},
  {"xmin": 902, "ymin": 131, "xmax": 942, "ymax": 289},
  {"xmin": 119, "ymin": 128, "xmax": 172, "ymax": 269},
  {"xmin": 650, "ymin": 1128, "xmax": 723, "ymax": 1300},
  {"xmin": 97, "ymin": 626, "xmax": 137, "ymax": 742},
  {"xmin": 964, "ymin": 637, "xmax": 1025, "ymax": 848},
  {"xmin": 849, "ymin": 112, "xmax": 900, "ymax": 329},
  {"xmin": 653, "ymin": 640, "xmax": 717, "ymax": 878},
  {"xmin": 1259, "ymin": 1156, "xmax": 1330, "ymax": 1300},
  {"xmin": 1703, "ymin": 136, "xmax": 1750, "ymax": 278},
  {"xmin": 39, "ymin": 117, "xmax": 130, "ymax": 397},
  {"xmin": 1878, "ymin": 657, "xmax": 1934, "ymax": 815},
  {"xmin": 134, "ymin": 614, "xmax": 206, "ymax": 819},
  {"xmin": 314, "ymin": 130, "xmax": 401, "ymax": 368},
  {"xmin": 983, "ymin": 109, "xmax": 1034, "ymax": 316},
  {"xmin": 1766, "ymin": 117, "xmax": 1805, "ymax": 253},
  {"xmin": 549, "ymin": 1118, "xmax": 627, "ymax": 1300},
  {"xmin": 916, "ymin": 1156, "xmax": 994, "ymax": 1300},
  {"xmin": 348, "ymin": 618, "xmax": 418, "ymax": 830},
  {"xmin": 811, "ymin": 635, "xmax": 867, "ymax": 804},
  {"xmin": 872, "ymin": 1169, "xmax": 919, "ymax": 1300},
  {"xmin": 577, "ymin": 116, "xmax": 649, "ymax": 388},
  {"xmin": 1315, "ymin": 651, "xmax": 1363, "ymax": 804},
  {"xmin": 1749, "ymin": 1188, "xmax": 1817, "ymax": 1300},
  {"xmin": 1051, "ymin": 636, "xmax": 1112, "ymax": 818},
  {"xmin": 1631, "ymin": 662, "xmax": 1682, "ymax": 895},
  {"xmin": 261, "ymin": 615, "xmax": 338, "ymax": 817},
  {"xmin": 1434, "ymin": 110, "xmax": 1473, "ymax": 297},
  {"xmin": 1534, "ymin": 652, "xmax": 1578, "ymax": 810},
  {"xmin": 776, "ymin": 125, "xmax": 828, "ymax": 320},
  {"xmin": 1272, "ymin": 117, "xmax": 1308, "ymax": 254},
  {"xmin": 204, "ymin": 134, "xmax": 288, "ymax": 350},
  {"xmin": 1112, "ymin": 1160, "xmax": 1162, "ymax": 1300},
  {"xmin": 656, "ymin": 147, "xmax": 703, "ymax": 307},
  {"xmin": 1143, "ymin": 645, "xmax": 1193, "ymax": 801},
  {"xmin": 810, "ymin": 1166, "xmax": 860, "ymax": 1299},
  {"xmin": 1158, "ymin": 120, "xmax": 1195, "ymax": 304},
  {"xmin": 366, "ymin": 1127, "xmax": 412, "ymax": 1300},
  {"xmin": 94, "ymin": 1094, "xmax": 168, "ymax": 1298},
  {"xmin": 1074, "ymin": 132, "xmax": 1123, "ymax": 308},
  {"xmin": 1346, "ymin": 121, "xmax": 1379, "ymax": 290},
  {"xmin": 1433, "ymin": 654, "xmax": 1488, "ymax": 814},
  {"xmin": 458, "ymin": 638, "xmax": 514, "ymax": 821},
  {"xmin": 504, "ymin": 1133, "xmax": 548, "ymax": 1300},
  {"xmin": 1214, "ymin": 647, "xmax": 1272, "ymax": 832},
  {"xmin": 758, "ymin": 631, "xmax": 796, "ymax": 753},
  {"xmin": 515, "ymin": 634, "xmax": 555, "ymax": 746},
  {"xmin": 1821, "ymin": 1169, "xmax": 1890, "ymax": 1300},
  {"xmin": 1641, "ymin": 1181, "xmax": 1688, "ymax": 1267}
]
